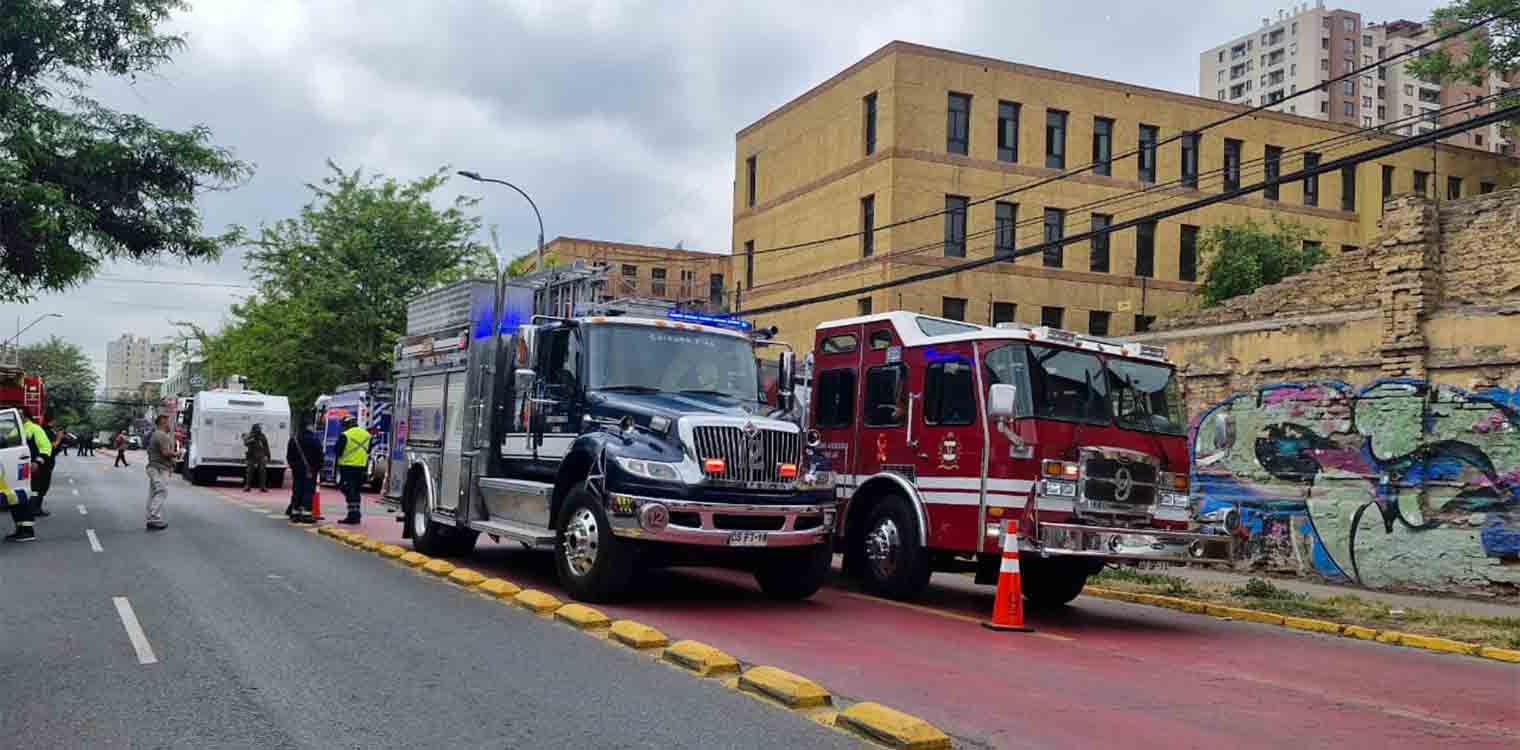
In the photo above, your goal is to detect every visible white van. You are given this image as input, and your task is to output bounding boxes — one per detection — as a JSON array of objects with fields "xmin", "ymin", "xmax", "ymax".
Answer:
[
  {"xmin": 184, "ymin": 390, "xmax": 291, "ymax": 487},
  {"xmin": 0, "ymin": 408, "xmax": 31, "ymax": 510}
]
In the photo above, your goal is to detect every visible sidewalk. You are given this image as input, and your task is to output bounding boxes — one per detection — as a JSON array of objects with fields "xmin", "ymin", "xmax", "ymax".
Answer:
[{"xmin": 1166, "ymin": 566, "xmax": 1520, "ymax": 619}]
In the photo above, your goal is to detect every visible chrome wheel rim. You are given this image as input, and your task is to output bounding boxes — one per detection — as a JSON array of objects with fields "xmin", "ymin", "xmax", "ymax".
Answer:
[
  {"xmin": 563, "ymin": 507, "xmax": 600, "ymax": 577},
  {"xmin": 865, "ymin": 517, "xmax": 901, "ymax": 581},
  {"xmin": 411, "ymin": 496, "xmax": 429, "ymax": 538}
]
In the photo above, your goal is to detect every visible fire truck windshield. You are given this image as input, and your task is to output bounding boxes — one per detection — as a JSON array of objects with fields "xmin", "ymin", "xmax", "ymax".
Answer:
[
  {"xmin": 983, "ymin": 343, "xmax": 1184, "ymax": 434},
  {"xmin": 586, "ymin": 323, "xmax": 761, "ymax": 404},
  {"xmin": 1106, "ymin": 358, "xmax": 1185, "ymax": 435}
]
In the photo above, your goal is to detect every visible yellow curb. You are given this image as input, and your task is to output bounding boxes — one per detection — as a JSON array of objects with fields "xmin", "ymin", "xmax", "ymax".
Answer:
[
  {"xmin": 609, "ymin": 620, "xmax": 669, "ymax": 650},
  {"xmin": 1478, "ymin": 646, "xmax": 1520, "ymax": 663},
  {"xmin": 343, "ymin": 534, "xmax": 369, "ymax": 547},
  {"xmin": 378, "ymin": 545, "xmax": 405, "ymax": 559},
  {"xmin": 1342, "ymin": 625, "xmax": 1379, "ymax": 640},
  {"xmin": 1398, "ymin": 633, "xmax": 1477, "ymax": 656},
  {"xmin": 834, "ymin": 702, "xmax": 952, "ymax": 750},
  {"xmin": 1151, "ymin": 595, "xmax": 1207, "ymax": 614},
  {"xmin": 663, "ymin": 640, "xmax": 740, "ymax": 677},
  {"xmin": 360, "ymin": 539, "xmax": 382, "ymax": 552},
  {"xmin": 512, "ymin": 589, "xmax": 563, "ymax": 614},
  {"xmin": 422, "ymin": 559, "xmax": 457, "ymax": 577},
  {"xmin": 1283, "ymin": 616, "xmax": 1343, "ymax": 635},
  {"xmin": 1376, "ymin": 630, "xmax": 1405, "ymax": 644},
  {"xmin": 478, "ymin": 578, "xmax": 522, "ymax": 599},
  {"xmin": 1202, "ymin": 604, "xmax": 1286, "ymax": 626},
  {"xmin": 447, "ymin": 568, "xmax": 485, "ymax": 587},
  {"xmin": 554, "ymin": 603, "xmax": 611, "ymax": 630},
  {"xmin": 399, "ymin": 551, "xmax": 430, "ymax": 567},
  {"xmin": 739, "ymin": 666, "xmax": 831, "ymax": 709}
]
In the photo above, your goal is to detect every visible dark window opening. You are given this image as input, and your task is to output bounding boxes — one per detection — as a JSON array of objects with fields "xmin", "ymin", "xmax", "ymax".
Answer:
[
  {"xmin": 1303, "ymin": 152, "xmax": 1320, "ymax": 206},
  {"xmin": 997, "ymin": 101, "xmax": 1020, "ymax": 163},
  {"xmin": 1341, "ymin": 165, "xmax": 1357, "ymax": 211},
  {"xmin": 1381, "ymin": 164, "xmax": 1394, "ymax": 213},
  {"xmin": 863, "ymin": 92, "xmax": 878, "ymax": 155},
  {"xmin": 1181, "ymin": 132, "xmax": 1200, "ymax": 188},
  {"xmin": 992, "ymin": 302, "xmax": 1016, "ymax": 325},
  {"xmin": 944, "ymin": 195, "xmax": 968, "ymax": 258},
  {"xmin": 1179, "ymin": 224, "xmax": 1199, "ymax": 282},
  {"xmin": 924, "ymin": 360, "xmax": 976, "ymax": 425},
  {"xmin": 1448, "ymin": 176, "xmax": 1462, "ymax": 200},
  {"xmin": 1043, "ymin": 208, "xmax": 1065, "ymax": 268},
  {"xmin": 942, "ymin": 296, "xmax": 967, "ymax": 321},
  {"xmin": 1138, "ymin": 125, "xmax": 1159, "ymax": 183},
  {"xmin": 947, "ymin": 92, "xmax": 971, "ymax": 155},
  {"xmin": 995, "ymin": 201, "xmax": 1017, "ymax": 257},
  {"xmin": 864, "ymin": 364, "xmax": 908, "ymax": 427},
  {"xmin": 1414, "ymin": 170, "xmax": 1429, "ymax": 197},
  {"xmin": 1223, "ymin": 138, "xmax": 1242, "ymax": 191},
  {"xmin": 1265, "ymin": 145, "xmax": 1282, "ymax": 200},
  {"xmin": 1135, "ymin": 314, "xmax": 1155, "ymax": 333},
  {"xmin": 857, "ymin": 297, "xmax": 873, "ymax": 315},
  {"xmin": 745, "ymin": 156, "xmax": 757, "ymax": 208},
  {"xmin": 744, "ymin": 240, "xmax": 754, "ymax": 289},
  {"xmin": 1041, "ymin": 306, "xmax": 1064, "ymax": 329},
  {"xmin": 1136, "ymin": 221, "xmax": 1156, "ymax": 278},
  {"xmin": 1092, "ymin": 117, "xmax": 1114, "ymax": 176},
  {"xmin": 1088, "ymin": 311, "xmax": 1111, "ymax": 337},
  {"xmin": 1046, "ymin": 109, "xmax": 1068, "ymax": 169},
  {"xmin": 815, "ymin": 369, "xmax": 856, "ymax": 429},
  {"xmin": 1090, "ymin": 213, "xmax": 1112, "ymax": 273},
  {"xmin": 861, "ymin": 195, "xmax": 875, "ymax": 257}
]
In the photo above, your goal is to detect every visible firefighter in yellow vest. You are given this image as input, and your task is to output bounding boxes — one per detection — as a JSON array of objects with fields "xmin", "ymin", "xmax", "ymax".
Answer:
[{"xmin": 334, "ymin": 416, "xmax": 370, "ymax": 525}]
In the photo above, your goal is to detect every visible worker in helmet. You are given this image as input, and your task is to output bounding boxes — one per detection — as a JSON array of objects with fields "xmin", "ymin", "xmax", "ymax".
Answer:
[{"xmin": 333, "ymin": 415, "xmax": 370, "ymax": 525}]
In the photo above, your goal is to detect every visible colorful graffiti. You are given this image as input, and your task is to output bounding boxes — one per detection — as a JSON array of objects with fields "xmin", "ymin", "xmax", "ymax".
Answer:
[{"xmin": 1191, "ymin": 380, "xmax": 1520, "ymax": 593}]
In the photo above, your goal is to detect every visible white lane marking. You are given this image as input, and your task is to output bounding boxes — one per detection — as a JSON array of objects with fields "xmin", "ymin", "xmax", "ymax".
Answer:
[
  {"xmin": 86, "ymin": 529, "xmax": 103, "ymax": 552},
  {"xmin": 78, "ymin": 505, "xmax": 88, "ymax": 515},
  {"xmin": 112, "ymin": 597, "xmax": 158, "ymax": 665}
]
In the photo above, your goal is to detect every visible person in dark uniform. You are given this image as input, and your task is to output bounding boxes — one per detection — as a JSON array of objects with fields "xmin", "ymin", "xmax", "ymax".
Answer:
[
  {"xmin": 19, "ymin": 407, "xmax": 54, "ymax": 518},
  {"xmin": 285, "ymin": 415, "xmax": 322, "ymax": 524}
]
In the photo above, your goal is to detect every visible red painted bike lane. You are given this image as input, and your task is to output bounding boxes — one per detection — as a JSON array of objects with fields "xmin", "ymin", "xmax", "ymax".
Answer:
[{"xmin": 208, "ymin": 481, "xmax": 1520, "ymax": 750}]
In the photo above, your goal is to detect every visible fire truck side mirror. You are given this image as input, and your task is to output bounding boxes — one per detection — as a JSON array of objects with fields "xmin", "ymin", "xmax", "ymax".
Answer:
[
  {"xmin": 777, "ymin": 351, "xmax": 796, "ymax": 400},
  {"xmin": 988, "ymin": 383, "xmax": 1020, "ymax": 420}
]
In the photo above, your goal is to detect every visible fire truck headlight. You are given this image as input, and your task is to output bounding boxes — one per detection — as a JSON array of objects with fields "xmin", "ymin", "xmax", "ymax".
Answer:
[
  {"xmin": 613, "ymin": 456, "xmax": 682, "ymax": 482},
  {"xmin": 1041, "ymin": 479, "xmax": 1078, "ymax": 498},
  {"xmin": 799, "ymin": 470, "xmax": 835, "ymax": 490},
  {"xmin": 1157, "ymin": 491, "xmax": 1190, "ymax": 509}
]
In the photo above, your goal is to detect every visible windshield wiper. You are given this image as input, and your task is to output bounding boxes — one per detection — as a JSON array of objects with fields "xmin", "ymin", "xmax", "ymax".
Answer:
[{"xmin": 595, "ymin": 385, "xmax": 661, "ymax": 394}]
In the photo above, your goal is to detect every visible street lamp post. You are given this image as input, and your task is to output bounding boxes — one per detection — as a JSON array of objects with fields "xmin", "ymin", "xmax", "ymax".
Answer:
[
  {"xmin": 6, "ymin": 313, "xmax": 63, "ymax": 348},
  {"xmin": 456, "ymin": 170, "xmax": 546, "ymax": 272}
]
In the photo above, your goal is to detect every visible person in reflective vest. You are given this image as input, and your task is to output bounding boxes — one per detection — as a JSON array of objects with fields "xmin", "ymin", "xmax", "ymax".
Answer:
[
  {"xmin": 20, "ymin": 407, "xmax": 54, "ymax": 518},
  {"xmin": 334, "ymin": 416, "xmax": 370, "ymax": 525}
]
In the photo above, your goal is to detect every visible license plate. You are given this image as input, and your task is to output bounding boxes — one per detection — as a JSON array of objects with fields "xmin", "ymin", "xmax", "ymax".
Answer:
[{"xmin": 727, "ymin": 531, "xmax": 768, "ymax": 547}]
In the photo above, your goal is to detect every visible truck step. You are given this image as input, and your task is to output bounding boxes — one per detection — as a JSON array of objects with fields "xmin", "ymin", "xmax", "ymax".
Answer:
[{"xmin": 468, "ymin": 518, "xmax": 556, "ymax": 550}]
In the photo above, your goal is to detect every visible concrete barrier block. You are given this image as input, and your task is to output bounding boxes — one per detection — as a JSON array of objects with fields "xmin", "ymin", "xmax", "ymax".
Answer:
[
  {"xmin": 447, "ymin": 568, "xmax": 485, "ymax": 587},
  {"xmin": 835, "ymin": 702, "xmax": 952, "ymax": 750},
  {"xmin": 609, "ymin": 620, "xmax": 669, "ymax": 650},
  {"xmin": 554, "ymin": 603, "xmax": 611, "ymax": 630},
  {"xmin": 399, "ymin": 551, "xmax": 429, "ymax": 567},
  {"xmin": 739, "ymin": 666, "xmax": 831, "ymax": 708},
  {"xmin": 478, "ymin": 578, "xmax": 521, "ymax": 599},
  {"xmin": 512, "ymin": 590, "xmax": 563, "ymax": 614},
  {"xmin": 663, "ymin": 640, "xmax": 740, "ymax": 676}
]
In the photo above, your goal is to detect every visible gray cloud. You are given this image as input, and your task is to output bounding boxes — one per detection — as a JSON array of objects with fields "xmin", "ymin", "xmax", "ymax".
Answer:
[{"xmin": 3, "ymin": 0, "xmax": 1443, "ymax": 381}]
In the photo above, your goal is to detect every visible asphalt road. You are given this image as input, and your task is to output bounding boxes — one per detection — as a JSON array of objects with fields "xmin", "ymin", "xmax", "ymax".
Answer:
[{"xmin": 0, "ymin": 453, "xmax": 861, "ymax": 749}]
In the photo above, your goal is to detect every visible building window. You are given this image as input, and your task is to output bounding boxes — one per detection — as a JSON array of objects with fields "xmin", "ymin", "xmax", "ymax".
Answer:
[
  {"xmin": 651, "ymin": 268, "xmax": 667, "ymax": 296},
  {"xmin": 1303, "ymin": 152, "xmax": 1320, "ymax": 207},
  {"xmin": 947, "ymin": 92, "xmax": 971, "ymax": 155},
  {"xmin": 745, "ymin": 156, "xmax": 757, "ymax": 208},
  {"xmin": 1264, "ymin": 145, "xmax": 1283, "ymax": 200},
  {"xmin": 1414, "ymin": 170, "xmax": 1430, "ymax": 197},
  {"xmin": 1135, "ymin": 221, "xmax": 1155, "ymax": 278},
  {"xmin": 1343, "ymin": 101, "xmax": 1355, "ymax": 116},
  {"xmin": 942, "ymin": 297, "xmax": 968, "ymax": 322},
  {"xmin": 944, "ymin": 195, "xmax": 968, "ymax": 257},
  {"xmin": 997, "ymin": 101, "xmax": 1020, "ymax": 163},
  {"xmin": 1223, "ymin": 138, "xmax": 1242, "ymax": 191},
  {"xmin": 1381, "ymin": 164, "xmax": 1394, "ymax": 212},
  {"xmin": 1482, "ymin": 181, "xmax": 1497, "ymax": 194},
  {"xmin": 1134, "ymin": 314, "xmax": 1156, "ymax": 333},
  {"xmin": 1448, "ymin": 176, "xmax": 1462, "ymax": 200},
  {"xmin": 1088, "ymin": 311, "xmax": 1111, "ymax": 337},
  {"xmin": 861, "ymin": 195, "xmax": 875, "ymax": 257},
  {"xmin": 744, "ymin": 240, "xmax": 754, "ymax": 289},
  {"xmin": 1046, "ymin": 110, "xmax": 1068, "ymax": 169},
  {"xmin": 1341, "ymin": 165, "xmax": 1357, "ymax": 211},
  {"xmin": 858, "ymin": 297, "xmax": 872, "ymax": 315},
  {"xmin": 622, "ymin": 264, "xmax": 638, "ymax": 292},
  {"xmin": 1180, "ymin": 132, "xmax": 1199, "ymax": 188},
  {"xmin": 1343, "ymin": 17, "xmax": 1355, "ymax": 32},
  {"xmin": 1179, "ymin": 224, "xmax": 1199, "ymax": 282},
  {"xmin": 1138, "ymin": 124, "xmax": 1158, "ymax": 183},
  {"xmin": 1041, "ymin": 306, "xmax": 1064, "ymax": 329},
  {"xmin": 1092, "ymin": 117, "xmax": 1113, "ymax": 176},
  {"xmin": 995, "ymin": 201, "xmax": 1017, "ymax": 257},
  {"xmin": 992, "ymin": 302, "xmax": 1016, "ymax": 325},
  {"xmin": 1090, "ymin": 213, "xmax": 1112, "ymax": 273},
  {"xmin": 1321, "ymin": 57, "xmax": 1329, "ymax": 70},
  {"xmin": 863, "ymin": 92, "xmax": 878, "ymax": 156},
  {"xmin": 709, "ymin": 274, "xmax": 725, "ymax": 309},
  {"xmin": 1362, "ymin": 33, "xmax": 1373, "ymax": 46},
  {"xmin": 1043, "ymin": 208, "xmax": 1065, "ymax": 268}
]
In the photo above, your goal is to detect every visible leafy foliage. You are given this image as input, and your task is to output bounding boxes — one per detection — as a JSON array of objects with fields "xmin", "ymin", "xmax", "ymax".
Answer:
[
  {"xmin": 16, "ymin": 335, "xmax": 97, "ymax": 427},
  {"xmin": 1405, "ymin": 1, "xmax": 1520, "ymax": 90},
  {"xmin": 1199, "ymin": 219, "xmax": 1326, "ymax": 307},
  {"xmin": 186, "ymin": 163, "xmax": 493, "ymax": 410},
  {"xmin": 0, "ymin": 0, "xmax": 251, "ymax": 301}
]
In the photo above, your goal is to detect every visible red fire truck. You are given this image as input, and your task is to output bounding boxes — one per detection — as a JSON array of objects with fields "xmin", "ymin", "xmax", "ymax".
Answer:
[
  {"xmin": 811, "ymin": 312, "xmax": 1230, "ymax": 604},
  {"xmin": 0, "ymin": 365, "xmax": 45, "ymax": 423}
]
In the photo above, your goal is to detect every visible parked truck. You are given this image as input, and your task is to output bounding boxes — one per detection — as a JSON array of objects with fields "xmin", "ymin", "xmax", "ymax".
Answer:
[
  {"xmin": 383, "ymin": 279, "xmax": 837, "ymax": 602},
  {"xmin": 811, "ymin": 312, "xmax": 1231, "ymax": 604},
  {"xmin": 319, "ymin": 381, "xmax": 393, "ymax": 491},
  {"xmin": 183, "ymin": 387, "xmax": 292, "ymax": 487}
]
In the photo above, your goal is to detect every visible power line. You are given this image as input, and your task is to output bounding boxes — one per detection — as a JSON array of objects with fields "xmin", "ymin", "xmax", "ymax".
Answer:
[
  {"xmin": 732, "ymin": 9, "xmax": 1516, "ymax": 261},
  {"xmin": 737, "ymin": 104, "xmax": 1520, "ymax": 318},
  {"xmin": 94, "ymin": 276, "xmax": 254, "ymax": 289}
]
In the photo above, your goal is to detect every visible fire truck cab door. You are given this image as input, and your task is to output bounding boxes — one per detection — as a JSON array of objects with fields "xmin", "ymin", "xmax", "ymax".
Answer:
[
  {"xmin": 911, "ymin": 341, "xmax": 982, "ymax": 551},
  {"xmin": 858, "ymin": 323, "xmax": 910, "ymax": 478},
  {"xmin": 810, "ymin": 325, "xmax": 863, "ymax": 488}
]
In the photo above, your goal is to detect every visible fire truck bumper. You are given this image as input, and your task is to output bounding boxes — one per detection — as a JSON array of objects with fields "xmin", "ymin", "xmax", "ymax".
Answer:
[
  {"xmin": 605, "ymin": 493, "xmax": 836, "ymax": 548},
  {"xmin": 1033, "ymin": 522, "xmax": 1233, "ymax": 563}
]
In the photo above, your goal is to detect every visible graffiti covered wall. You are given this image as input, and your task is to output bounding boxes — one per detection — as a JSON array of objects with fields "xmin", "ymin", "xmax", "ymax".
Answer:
[{"xmin": 1192, "ymin": 380, "xmax": 1520, "ymax": 594}]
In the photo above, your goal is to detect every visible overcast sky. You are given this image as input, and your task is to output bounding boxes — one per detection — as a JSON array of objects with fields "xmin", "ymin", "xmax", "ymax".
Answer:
[{"xmin": 1, "ymin": 0, "xmax": 1444, "ymax": 383}]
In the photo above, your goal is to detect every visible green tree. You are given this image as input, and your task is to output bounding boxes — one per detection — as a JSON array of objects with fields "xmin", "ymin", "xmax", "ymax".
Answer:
[
  {"xmin": 17, "ymin": 335, "xmax": 98, "ymax": 428},
  {"xmin": 0, "ymin": 0, "xmax": 252, "ymax": 302},
  {"xmin": 189, "ymin": 163, "xmax": 492, "ymax": 409},
  {"xmin": 1405, "ymin": 2, "xmax": 1520, "ymax": 89},
  {"xmin": 1199, "ymin": 219, "xmax": 1326, "ymax": 307}
]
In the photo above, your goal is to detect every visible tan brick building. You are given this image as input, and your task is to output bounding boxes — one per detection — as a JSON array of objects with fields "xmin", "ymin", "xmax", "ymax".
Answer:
[
  {"xmin": 522, "ymin": 236, "xmax": 731, "ymax": 311},
  {"xmin": 732, "ymin": 41, "xmax": 1513, "ymax": 352}
]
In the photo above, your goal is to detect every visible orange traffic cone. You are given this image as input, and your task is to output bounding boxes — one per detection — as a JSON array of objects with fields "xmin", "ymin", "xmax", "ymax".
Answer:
[
  {"xmin": 983, "ymin": 518, "xmax": 1033, "ymax": 632},
  {"xmin": 312, "ymin": 488, "xmax": 323, "ymax": 521}
]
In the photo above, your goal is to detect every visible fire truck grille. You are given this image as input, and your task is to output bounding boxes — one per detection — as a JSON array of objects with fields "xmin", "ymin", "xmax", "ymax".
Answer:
[
  {"xmin": 1082, "ymin": 457, "xmax": 1158, "ymax": 506},
  {"xmin": 692, "ymin": 425, "xmax": 802, "ymax": 487}
]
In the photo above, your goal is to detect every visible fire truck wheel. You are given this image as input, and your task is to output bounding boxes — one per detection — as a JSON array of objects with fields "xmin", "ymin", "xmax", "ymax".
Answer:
[
  {"xmin": 407, "ymin": 484, "xmax": 461, "ymax": 556},
  {"xmin": 858, "ymin": 495, "xmax": 932, "ymax": 600},
  {"xmin": 1021, "ymin": 558, "xmax": 1090, "ymax": 608},
  {"xmin": 753, "ymin": 542, "xmax": 833, "ymax": 600},
  {"xmin": 555, "ymin": 483, "xmax": 636, "ymax": 603}
]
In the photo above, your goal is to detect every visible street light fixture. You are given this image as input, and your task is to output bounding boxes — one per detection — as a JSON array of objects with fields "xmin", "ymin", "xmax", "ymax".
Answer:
[
  {"xmin": 6, "ymin": 313, "xmax": 63, "ymax": 348},
  {"xmin": 456, "ymin": 170, "xmax": 546, "ymax": 273}
]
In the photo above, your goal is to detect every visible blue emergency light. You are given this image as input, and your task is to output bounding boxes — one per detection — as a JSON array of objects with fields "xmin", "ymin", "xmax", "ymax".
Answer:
[{"xmin": 667, "ymin": 310, "xmax": 753, "ymax": 331}]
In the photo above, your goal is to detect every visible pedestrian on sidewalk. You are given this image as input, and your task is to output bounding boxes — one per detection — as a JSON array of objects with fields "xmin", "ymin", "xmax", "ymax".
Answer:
[
  {"xmin": 242, "ymin": 423, "xmax": 270, "ymax": 493},
  {"xmin": 113, "ymin": 431, "xmax": 129, "ymax": 467},
  {"xmin": 145, "ymin": 415, "xmax": 174, "ymax": 531},
  {"xmin": 285, "ymin": 416, "xmax": 321, "ymax": 524},
  {"xmin": 334, "ymin": 416, "xmax": 369, "ymax": 525},
  {"xmin": 20, "ymin": 408, "xmax": 54, "ymax": 518}
]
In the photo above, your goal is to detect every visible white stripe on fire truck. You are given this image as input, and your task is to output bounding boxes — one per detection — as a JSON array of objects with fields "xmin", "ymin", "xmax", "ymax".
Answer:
[{"xmin": 838, "ymin": 475, "xmax": 1035, "ymax": 493}]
